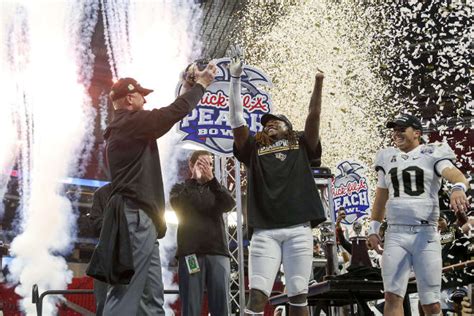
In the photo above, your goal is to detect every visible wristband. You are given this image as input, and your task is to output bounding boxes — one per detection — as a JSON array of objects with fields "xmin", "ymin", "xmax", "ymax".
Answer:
[
  {"xmin": 451, "ymin": 182, "xmax": 467, "ymax": 193},
  {"xmin": 368, "ymin": 220, "xmax": 381, "ymax": 236}
]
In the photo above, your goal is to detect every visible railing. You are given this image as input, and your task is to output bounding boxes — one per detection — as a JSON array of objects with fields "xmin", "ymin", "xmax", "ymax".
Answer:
[
  {"xmin": 32, "ymin": 284, "xmax": 283, "ymax": 316},
  {"xmin": 32, "ymin": 284, "xmax": 179, "ymax": 316}
]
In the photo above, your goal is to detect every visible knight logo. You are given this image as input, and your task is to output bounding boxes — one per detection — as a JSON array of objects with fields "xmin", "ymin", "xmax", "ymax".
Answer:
[
  {"xmin": 332, "ymin": 160, "xmax": 371, "ymax": 225},
  {"xmin": 175, "ymin": 58, "xmax": 273, "ymax": 155},
  {"xmin": 274, "ymin": 152, "xmax": 287, "ymax": 161}
]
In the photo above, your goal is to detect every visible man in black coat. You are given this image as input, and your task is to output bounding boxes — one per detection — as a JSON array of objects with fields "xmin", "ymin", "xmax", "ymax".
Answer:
[
  {"xmin": 170, "ymin": 150, "xmax": 235, "ymax": 316},
  {"xmin": 87, "ymin": 63, "xmax": 216, "ymax": 316}
]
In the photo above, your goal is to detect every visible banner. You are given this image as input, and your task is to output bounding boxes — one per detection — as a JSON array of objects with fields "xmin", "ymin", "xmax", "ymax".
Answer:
[
  {"xmin": 176, "ymin": 58, "xmax": 273, "ymax": 155},
  {"xmin": 332, "ymin": 160, "xmax": 371, "ymax": 225}
]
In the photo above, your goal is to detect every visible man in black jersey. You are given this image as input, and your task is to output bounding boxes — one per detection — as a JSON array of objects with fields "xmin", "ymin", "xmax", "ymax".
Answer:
[{"xmin": 227, "ymin": 45, "xmax": 326, "ymax": 316}]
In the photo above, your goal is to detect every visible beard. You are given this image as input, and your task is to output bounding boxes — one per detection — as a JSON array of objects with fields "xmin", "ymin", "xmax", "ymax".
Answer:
[{"xmin": 256, "ymin": 129, "xmax": 297, "ymax": 147}]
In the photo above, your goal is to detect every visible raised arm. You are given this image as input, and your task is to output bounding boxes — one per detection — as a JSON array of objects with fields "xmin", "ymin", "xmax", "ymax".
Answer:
[
  {"xmin": 304, "ymin": 70, "xmax": 324, "ymax": 152},
  {"xmin": 227, "ymin": 45, "xmax": 249, "ymax": 151},
  {"xmin": 128, "ymin": 63, "xmax": 217, "ymax": 140}
]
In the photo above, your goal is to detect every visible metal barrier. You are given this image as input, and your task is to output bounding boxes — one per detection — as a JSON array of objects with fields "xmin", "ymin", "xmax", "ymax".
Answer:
[
  {"xmin": 32, "ymin": 284, "xmax": 179, "ymax": 316},
  {"xmin": 32, "ymin": 284, "xmax": 283, "ymax": 316}
]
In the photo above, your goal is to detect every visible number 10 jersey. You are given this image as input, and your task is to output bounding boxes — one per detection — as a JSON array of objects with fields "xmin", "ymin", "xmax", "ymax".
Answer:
[{"xmin": 374, "ymin": 143, "xmax": 456, "ymax": 226}]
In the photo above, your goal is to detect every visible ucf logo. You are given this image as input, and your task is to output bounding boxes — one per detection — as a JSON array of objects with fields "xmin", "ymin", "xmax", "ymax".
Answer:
[{"xmin": 275, "ymin": 152, "xmax": 287, "ymax": 161}]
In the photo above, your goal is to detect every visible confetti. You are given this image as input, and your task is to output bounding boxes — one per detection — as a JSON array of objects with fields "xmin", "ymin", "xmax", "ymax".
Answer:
[{"xmin": 235, "ymin": 0, "xmax": 472, "ymax": 187}]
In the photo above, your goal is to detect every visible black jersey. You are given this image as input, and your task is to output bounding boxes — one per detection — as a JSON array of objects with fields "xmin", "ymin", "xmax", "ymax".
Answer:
[{"xmin": 234, "ymin": 132, "xmax": 326, "ymax": 230}]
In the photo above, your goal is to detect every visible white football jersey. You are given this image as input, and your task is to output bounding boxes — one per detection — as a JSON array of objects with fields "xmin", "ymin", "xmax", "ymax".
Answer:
[{"xmin": 374, "ymin": 143, "xmax": 456, "ymax": 225}]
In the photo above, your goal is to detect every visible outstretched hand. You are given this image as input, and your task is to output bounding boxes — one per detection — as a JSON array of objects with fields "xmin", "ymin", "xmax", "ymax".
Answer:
[
  {"xmin": 195, "ymin": 62, "xmax": 217, "ymax": 88},
  {"xmin": 180, "ymin": 62, "xmax": 216, "ymax": 93},
  {"xmin": 336, "ymin": 210, "xmax": 346, "ymax": 228},
  {"xmin": 450, "ymin": 189, "xmax": 470, "ymax": 214},
  {"xmin": 227, "ymin": 44, "xmax": 244, "ymax": 77},
  {"xmin": 367, "ymin": 234, "xmax": 384, "ymax": 255}
]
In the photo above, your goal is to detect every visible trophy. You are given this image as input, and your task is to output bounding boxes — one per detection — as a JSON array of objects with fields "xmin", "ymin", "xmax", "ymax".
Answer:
[
  {"xmin": 353, "ymin": 220, "xmax": 362, "ymax": 236},
  {"xmin": 349, "ymin": 219, "xmax": 372, "ymax": 269}
]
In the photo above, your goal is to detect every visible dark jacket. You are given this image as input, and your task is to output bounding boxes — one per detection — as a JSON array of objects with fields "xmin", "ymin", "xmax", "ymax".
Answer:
[
  {"xmin": 170, "ymin": 178, "xmax": 235, "ymax": 258},
  {"xmin": 87, "ymin": 84, "xmax": 205, "ymax": 284},
  {"xmin": 103, "ymin": 84, "xmax": 205, "ymax": 238},
  {"xmin": 86, "ymin": 194, "xmax": 134, "ymax": 285},
  {"xmin": 88, "ymin": 183, "xmax": 112, "ymax": 237}
]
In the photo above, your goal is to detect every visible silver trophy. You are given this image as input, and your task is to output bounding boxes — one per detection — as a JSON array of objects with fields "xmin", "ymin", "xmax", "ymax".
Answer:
[{"xmin": 353, "ymin": 220, "xmax": 363, "ymax": 237}]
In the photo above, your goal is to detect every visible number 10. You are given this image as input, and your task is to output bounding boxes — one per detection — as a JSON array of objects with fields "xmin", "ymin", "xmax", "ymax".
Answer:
[{"xmin": 388, "ymin": 166, "xmax": 425, "ymax": 197}]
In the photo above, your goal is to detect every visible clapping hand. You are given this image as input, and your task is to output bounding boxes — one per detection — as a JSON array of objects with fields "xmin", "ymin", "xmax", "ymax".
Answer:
[{"xmin": 195, "ymin": 156, "xmax": 214, "ymax": 183}]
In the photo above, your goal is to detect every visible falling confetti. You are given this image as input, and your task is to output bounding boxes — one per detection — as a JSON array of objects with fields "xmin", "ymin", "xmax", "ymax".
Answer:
[{"xmin": 235, "ymin": 0, "xmax": 472, "ymax": 188}]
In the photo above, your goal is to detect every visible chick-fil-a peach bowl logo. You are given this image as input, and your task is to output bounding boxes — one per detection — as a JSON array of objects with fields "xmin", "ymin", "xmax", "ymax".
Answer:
[
  {"xmin": 332, "ymin": 160, "xmax": 371, "ymax": 225},
  {"xmin": 175, "ymin": 58, "xmax": 273, "ymax": 156}
]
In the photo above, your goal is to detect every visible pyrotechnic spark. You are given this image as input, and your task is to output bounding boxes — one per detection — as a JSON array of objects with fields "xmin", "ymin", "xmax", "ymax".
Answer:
[
  {"xmin": 1, "ymin": 1, "xmax": 96, "ymax": 315},
  {"xmin": 0, "ymin": 4, "xmax": 21, "ymax": 220},
  {"xmin": 69, "ymin": 1, "xmax": 101, "ymax": 180}
]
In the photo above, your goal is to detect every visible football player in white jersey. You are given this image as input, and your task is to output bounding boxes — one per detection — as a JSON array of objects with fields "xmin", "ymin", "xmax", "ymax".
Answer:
[{"xmin": 367, "ymin": 114, "xmax": 470, "ymax": 316}]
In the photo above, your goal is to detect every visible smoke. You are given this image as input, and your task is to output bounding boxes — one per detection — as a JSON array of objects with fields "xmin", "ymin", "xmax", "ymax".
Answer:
[
  {"xmin": 0, "ymin": 21, "xmax": 19, "ymax": 218},
  {"xmin": 1, "ymin": 1, "xmax": 96, "ymax": 314},
  {"xmin": 101, "ymin": 0, "xmax": 202, "ymax": 312},
  {"xmin": 0, "ymin": 3, "xmax": 27, "ymax": 220},
  {"xmin": 0, "ymin": 64, "xmax": 18, "ymax": 220}
]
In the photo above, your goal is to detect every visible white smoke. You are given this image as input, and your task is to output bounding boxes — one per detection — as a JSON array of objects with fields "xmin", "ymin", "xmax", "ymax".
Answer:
[
  {"xmin": 0, "ymin": 5, "xmax": 19, "ymax": 220},
  {"xmin": 0, "ymin": 3, "xmax": 27, "ymax": 220},
  {"xmin": 0, "ymin": 2, "xmax": 19, "ymax": 216},
  {"xmin": 2, "ymin": 1, "xmax": 96, "ymax": 315},
  {"xmin": 101, "ymin": 0, "xmax": 202, "ymax": 313}
]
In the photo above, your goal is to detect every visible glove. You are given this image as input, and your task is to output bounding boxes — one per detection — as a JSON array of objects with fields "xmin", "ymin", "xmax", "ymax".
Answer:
[{"xmin": 227, "ymin": 44, "xmax": 244, "ymax": 77}]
